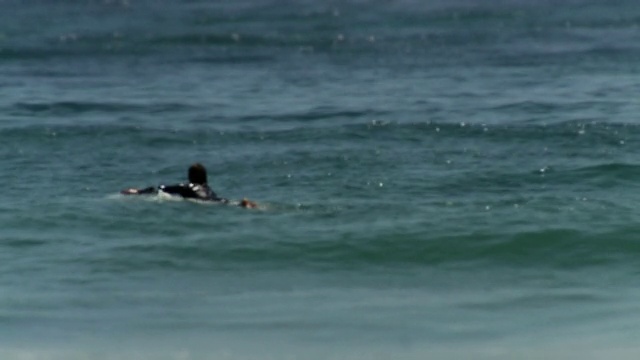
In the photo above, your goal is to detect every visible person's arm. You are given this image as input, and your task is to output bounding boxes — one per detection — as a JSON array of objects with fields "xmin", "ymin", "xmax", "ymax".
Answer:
[{"xmin": 209, "ymin": 191, "xmax": 229, "ymax": 204}]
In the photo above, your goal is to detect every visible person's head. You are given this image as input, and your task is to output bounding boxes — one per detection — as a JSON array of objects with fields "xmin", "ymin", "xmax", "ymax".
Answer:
[{"xmin": 188, "ymin": 163, "xmax": 208, "ymax": 185}]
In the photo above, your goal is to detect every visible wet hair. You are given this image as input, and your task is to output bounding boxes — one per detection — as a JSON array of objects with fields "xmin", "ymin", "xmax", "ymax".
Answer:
[{"xmin": 188, "ymin": 163, "xmax": 208, "ymax": 185}]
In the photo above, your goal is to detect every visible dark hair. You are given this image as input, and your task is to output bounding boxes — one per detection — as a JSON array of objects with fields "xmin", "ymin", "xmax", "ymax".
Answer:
[{"xmin": 188, "ymin": 163, "xmax": 208, "ymax": 184}]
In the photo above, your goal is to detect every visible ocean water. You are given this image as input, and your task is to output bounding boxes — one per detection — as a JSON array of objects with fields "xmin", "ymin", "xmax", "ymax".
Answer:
[{"xmin": 3, "ymin": 0, "xmax": 640, "ymax": 358}]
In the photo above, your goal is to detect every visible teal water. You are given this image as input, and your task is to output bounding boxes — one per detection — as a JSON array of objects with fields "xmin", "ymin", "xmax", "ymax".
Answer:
[{"xmin": 3, "ymin": 1, "xmax": 640, "ymax": 358}]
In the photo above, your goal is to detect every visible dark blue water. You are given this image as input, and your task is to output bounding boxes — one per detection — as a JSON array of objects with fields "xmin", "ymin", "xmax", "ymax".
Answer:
[{"xmin": 3, "ymin": 1, "xmax": 640, "ymax": 358}]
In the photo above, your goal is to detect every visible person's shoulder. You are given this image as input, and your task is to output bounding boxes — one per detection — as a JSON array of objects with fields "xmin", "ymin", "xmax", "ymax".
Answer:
[
  {"xmin": 187, "ymin": 183, "xmax": 203, "ymax": 191},
  {"xmin": 187, "ymin": 183, "xmax": 214, "ymax": 199}
]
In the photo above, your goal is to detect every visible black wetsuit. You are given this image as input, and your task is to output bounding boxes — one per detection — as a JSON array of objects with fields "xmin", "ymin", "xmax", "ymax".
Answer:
[{"xmin": 138, "ymin": 183, "xmax": 228, "ymax": 203}]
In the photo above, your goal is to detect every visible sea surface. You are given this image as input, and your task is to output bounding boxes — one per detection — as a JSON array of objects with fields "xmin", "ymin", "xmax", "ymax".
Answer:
[{"xmin": 3, "ymin": 0, "xmax": 640, "ymax": 359}]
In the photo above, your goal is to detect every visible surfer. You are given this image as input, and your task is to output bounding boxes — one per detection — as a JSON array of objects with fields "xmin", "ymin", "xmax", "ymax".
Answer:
[{"xmin": 121, "ymin": 163, "xmax": 257, "ymax": 208}]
